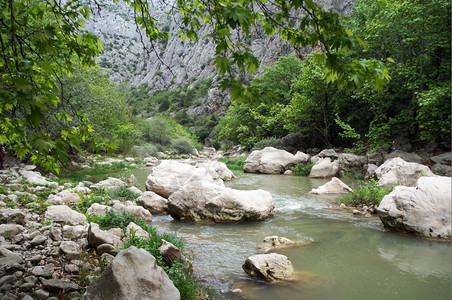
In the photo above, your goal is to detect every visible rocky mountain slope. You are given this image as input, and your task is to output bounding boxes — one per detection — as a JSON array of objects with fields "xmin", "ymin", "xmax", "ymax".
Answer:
[{"xmin": 85, "ymin": 0, "xmax": 354, "ymax": 116}]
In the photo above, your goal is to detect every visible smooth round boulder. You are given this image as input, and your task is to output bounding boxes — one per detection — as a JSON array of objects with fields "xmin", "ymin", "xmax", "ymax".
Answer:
[
  {"xmin": 82, "ymin": 246, "xmax": 180, "ymax": 300},
  {"xmin": 168, "ymin": 181, "xmax": 274, "ymax": 223},
  {"xmin": 136, "ymin": 191, "xmax": 168, "ymax": 215},
  {"xmin": 309, "ymin": 158, "xmax": 339, "ymax": 178},
  {"xmin": 243, "ymin": 147, "xmax": 299, "ymax": 174},
  {"xmin": 377, "ymin": 176, "xmax": 451, "ymax": 239},
  {"xmin": 242, "ymin": 253, "xmax": 294, "ymax": 282}
]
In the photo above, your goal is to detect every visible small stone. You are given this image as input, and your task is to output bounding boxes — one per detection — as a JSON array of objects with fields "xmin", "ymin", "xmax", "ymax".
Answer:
[
  {"xmin": 40, "ymin": 278, "xmax": 79, "ymax": 292},
  {"xmin": 0, "ymin": 275, "xmax": 16, "ymax": 286},
  {"xmin": 34, "ymin": 289, "xmax": 50, "ymax": 300},
  {"xmin": 65, "ymin": 264, "xmax": 79, "ymax": 274},
  {"xmin": 19, "ymin": 282, "xmax": 35, "ymax": 292},
  {"xmin": 49, "ymin": 227, "xmax": 62, "ymax": 241},
  {"xmin": 96, "ymin": 243, "xmax": 115, "ymax": 256},
  {"xmin": 30, "ymin": 235, "xmax": 47, "ymax": 246},
  {"xmin": 339, "ymin": 203, "xmax": 346, "ymax": 209},
  {"xmin": 353, "ymin": 209, "xmax": 361, "ymax": 215},
  {"xmin": 59, "ymin": 241, "xmax": 81, "ymax": 260},
  {"xmin": 29, "ymin": 254, "xmax": 43, "ymax": 264},
  {"xmin": 24, "ymin": 275, "xmax": 37, "ymax": 284}
]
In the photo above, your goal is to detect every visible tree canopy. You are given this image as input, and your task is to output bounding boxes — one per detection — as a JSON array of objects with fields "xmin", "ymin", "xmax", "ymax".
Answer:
[{"xmin": 1, "ymin": 0, "xmax": 390, "ymax": 171}]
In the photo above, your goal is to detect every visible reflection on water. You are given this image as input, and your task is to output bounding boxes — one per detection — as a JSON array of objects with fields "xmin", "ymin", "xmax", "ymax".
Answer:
[{"xmin": 116, "ymin": 167, "xmax": 451, "ymax": 300}]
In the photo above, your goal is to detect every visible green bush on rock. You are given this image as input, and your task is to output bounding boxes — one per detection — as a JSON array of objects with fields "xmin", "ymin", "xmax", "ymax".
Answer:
[{"xmin": 338, "ymin": 180, "xmax": 395, "ymax": 206}]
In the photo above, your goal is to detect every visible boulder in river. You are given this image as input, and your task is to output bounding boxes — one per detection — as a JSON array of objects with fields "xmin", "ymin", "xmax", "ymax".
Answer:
[
  {"xmin": 309, "ymin": 177, "xmax": 352, "ymax": 194},
  {"xmin": 82, "ymin": 246, "xmax": 180, "ymax": 300},
  {"xmin": 145, "ymin": 160, "xmax": 223, "ymax": 198},
  {"xmin": 196, "ymin": 160, "xmax": 236, "ymax": 181},
  {"xmin": 136, "ymin": 191, "xmax": 169, "ymax": 215},
  {"xmin": 242, "ymin": 253, "xmax": 294, "ymax": 282},
  {"xmin": 375, "ymin": 157, "xmax": 435, "ymax": 187},
  {"xmin": 243, "ymin": 147, "xmax": 300, "ymax": 174},
  {"xmin": 377, "ymin": 176, "xmax": 451, "ymax": 239},
  {"xmin": 168, "ymin": 181, "xmax": 274, "ymax": 223},
  {"xmin": 309, "ymin": 157, "xmax": 339, "ymax": 178}
]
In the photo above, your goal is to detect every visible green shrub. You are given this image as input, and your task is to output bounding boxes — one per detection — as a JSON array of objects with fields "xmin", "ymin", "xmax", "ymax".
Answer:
[
  {"xmin": 77, "ymin": 189, "xmax": 111, "ymax": 214},
  {"xmin": 251, "ymin": 137, "xmax": 283, "ymax": 151},
  {"xmin": 108, "ymin": 186, "xmax": 140, "ymax": 201},
  {"xmin": 88, "ymin": 210, "xmax": 211, "ymax": 299},
  {"xmin": 291, "ymin": 162, "xmax": 314, "ymax": 176},
  {"xmin": 170, "ymin": 137, "xmax": 196, "ymax": 155},
  {"xmin": 219, "ymin": 157, "xmax": 247, "ymax": 170},
  {"xmin": 338, "ymin": 179, "xmax": 395, "ymax": 206}
]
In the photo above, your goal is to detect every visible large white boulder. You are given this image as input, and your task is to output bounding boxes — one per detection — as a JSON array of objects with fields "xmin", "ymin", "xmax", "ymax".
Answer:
[
  {"xmin": 309, "ymin": 177, "xmax": 352, "ymax": 194},
  {"xmin": 377, "ymin": 176, "xmax": 451, "ymax": 239},
  {"xmin": 45, "ymin": 205, "xmax": 87, "ymax": 225},
  {"xmin": 82, "ymin": 246, "xmax": 180, "ymax": 300},
  {"xmin": 167, "ymin": 181, "xmax": 274, "ymax": 223},
  {"xmin": 309, "ymin": 157, "xmax": 339, "ymax": 178},
  {"xmin": 145, "ymin": 160, "xmax": 224, "ymax": 198},
  {"xmin": 242, "ymin": 253, "xmax": 294, "ymax": 282},
  {"xmin": 243, "ymin": 147, "xmax": 299, "ymax": 174},
  {"xmin": 375, "ymin": 157, "xmax": 435, "ymax": 187}
]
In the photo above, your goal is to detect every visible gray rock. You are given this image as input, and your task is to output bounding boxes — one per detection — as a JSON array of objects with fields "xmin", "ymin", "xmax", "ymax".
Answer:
[
  {"xmin": 45, "ymin": 205, "xmax": 87, "ymax": 225},
  {"xmin": 0, "ymin": 247, "xmax": 23, "ymax": 268},
  {"xmin": 145, "ymin": 160, "xmax": 224, "ymax": 198},
  {"xmin": 96, "ymin": 244, "xmax": 116, "ymax": 256},
  {"xmin": 0, "ymin": 224, "xmax": 24, "ymax": 239},
  {"xmin": 88, "ymin": 223, "xmax": 123, "ymax": 249},
  {"xmin": 309, "ymin": 177, "xmax": 352, "ymax": 194},
  {"xmin": 60, "ymin": 241, "xmax": 81, "ymax": 260},
  {"xmin": 242, "ymin": 253, "xmax": 294, "ymax": 282},
  {"xmin": 430, "ymin": 152, "xmax": 451, "ymax": 166},
  {"xmin": 375, "ymin": 157, "xmax": 435, "ymax": 187},
  {"xmin": 33, "ymin": 289, "xmax": 50, "ymax": 300},
  {"xmin": 40, "ymin": 278, "xmax": 79, "ymax": 293},
  {"xmin": 384, "ymin": 150, "xmax": 423, "ymax": 164},
  {"xmin": 82, "ymin": 246, "xmax": 180, "ymax": 300},
  {"xmin": 0, "ymin": 209, "xmax": 26, "ymax": 225},
  {"xmin": 309, "ymin": 157, "xmax": 339, "ymax": 178},
  {"xmin": 168, "ymin": 181, "xmax": 274, "ymax": 223},
  {"xmin": 18, "ymin": 169, "xmax": 57, "ymax": 186},
  {"xmin": 125, "ymin": 222, "xmax": 149, "ymax": 239},
  {"xmin": 294, "ymin": 151, "xmax": 310, "ymax": 164},
  {"xmin": 49, "ymin": 227, "xmax": 63, "ymax": 241},
  {"xmin": 318, "ymin": 149, "xmax": 339, "ymax": 158},
  {"xmin": 30, "ymin": 263, "xmax": 54, "ymax": 278},
  {"xmin": 366, "ymin": 150, "xmax": 385, "ymax": 166},
  {"xmin": 90, "ymin": 177, "xmax": 127, "ymax": 191},
  {"xmin": 0, "ymin": 274, "xmax": 16, "ymax": 286},
  {"xmin": 159, "ymin": 240, "xmax": 193, "ymax": 273},
  {"xmin": 19, "ymin": 282, "xmax": 34, "ymax": 292},
  {"xmin": 377, "ymin": 176, "xmax": 451, "ymax": 239},
  {"xmin": 243, "ymin": 147, "xmax": 299, "ymax": 174},
  {"xmin": 86, "ymin": 203, "xmax": 109, "ymax": 216},
  {"xmin": 30, "ymin": 235, "xmax": 47, "ymax": 246},
  {"xmin": 136, "ymin": 191, "xmax": 169, "ymax": 215},
  {"xmin": 338, "ymin": 153, "xmax": 366, "ymax": 170},
  {"xmin": 62, "ymin": 225, "xmax": 88, "ymax": 240},
  {"xmin": 196, "ymin": 160, "xmax": 236, "ymax": 181},
  {"xmin": 112, "ymin": 201, "xmax": 152, "ymax": 223}
]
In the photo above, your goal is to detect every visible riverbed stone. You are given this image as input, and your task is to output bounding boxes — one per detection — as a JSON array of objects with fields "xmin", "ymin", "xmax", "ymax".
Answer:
[
  {"xmin": 88, "ymin": 223, "xmax": 123, "ymax": 249},
  {"xmin": 112, "ymin": 200, "xmax": 152, "ymax": 223},
  {"xmin": 294, "ymin": 151, "xmax": 310, "ymax": 164},
  {"xmin": 86, "ymin": 203, "xmax": 109, "ymax": 216},
  {"xmin": 384, "ymin": 150, "xmax": 423, "ymax": 164},
  {"xmin": 82, "ymin": 246, "xmax": 180, "ymax": 300},
  {"xmin": 45, "ymin": 205, "xmax": 87, "ymax": 225},
  {"xmin": 136, "ymin": 191, "xmax": 168, "ymax": 215},
  {"xmin": 0, "ymin": 224, "xmax": 24, "ymax": 239},
  {"xmin": 309, "ymin": 157, "xmax": 339, "ymax": 178},
  {"xmin": 196, "ymin": 160, "xmax": 236, "ymax": 181},
  {"xmin": 18, "ymin": 169, "xmax": 57, "ymax": 187},
  {"xmin": 375, "ymin": 157, "xmax": 435, "ymax": 187},
  {"xmin": 159, "ymin": 240, "xmax": 193, "ymax": 273},
  {"xmin": 168, "ymin": 181, "xmax": 274, "ymax": 223},
  {"xmin": 242, "ymin": 253, "xmax": 294, "ymax": 282},
  {"xmin": 377, "ymin": 176, "xmax": 451, "ymax": 239},
  {"xmin": 338, "ymin": 153, "xmax": 366, "ymax": 170},
  {"xmin": 90, "ymin": 177, "xmax": 127, "ymax": 191},
  {"xmin": 309, "ymin": 177, "xmax": 352, "ymax": 194},
  {"xmin": 243, "ymin": 147, "xmax": 299, "ymax": 174},
  {"xmin": 59, "ymin": 241, "xmax": 81, "ymax": 260},
  {"xmin": 0, "ymin": 209, "xmax": 26, "ymax": 225},
  {"xmin": 40, "ymin": 278, "xmax": 79, "ymax": 293},
  {"xmin": 125, "ymin": 222, "xmax": 149, "ymax": 239},
  {"xmin": 430, "ymin": 152, "xmax": 451, "ymax": 166},
  {"xmin": 145, "ymin": 160, "xmax": 223, "ymax": 198}
]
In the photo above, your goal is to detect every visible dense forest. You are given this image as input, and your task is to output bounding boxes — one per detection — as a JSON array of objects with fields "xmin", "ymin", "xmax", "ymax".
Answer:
[{"xmin": 0, "ymin": 0, "xmax": 450, "ymax": 172}]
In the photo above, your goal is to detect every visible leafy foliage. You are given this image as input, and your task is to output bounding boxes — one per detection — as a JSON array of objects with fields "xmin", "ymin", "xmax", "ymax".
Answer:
[
  {"xmin": 290, "ymin": 163, "xmax": 314, "ymax": 176},
  {"xmin": 218, "ymin": 157, "xmax": 247, "ymax": 171},
  {"xmin": 338, "ymin": 180, "xmax": 395, "ymax": 206}
]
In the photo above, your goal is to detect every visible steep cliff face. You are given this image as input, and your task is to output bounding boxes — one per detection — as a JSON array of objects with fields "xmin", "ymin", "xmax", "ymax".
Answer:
[{"xmin": 86, "ymin": 0, "xmax": 354, "ymax": 116}]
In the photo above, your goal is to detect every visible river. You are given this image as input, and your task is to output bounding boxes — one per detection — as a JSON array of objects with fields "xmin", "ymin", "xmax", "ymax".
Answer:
[{"xmin": 99, "ymin": 167, "xmax": 452, "ymax": 300}]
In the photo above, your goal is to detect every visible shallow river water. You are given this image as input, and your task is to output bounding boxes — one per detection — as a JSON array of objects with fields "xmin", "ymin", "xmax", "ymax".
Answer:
[{"xmin": 107, "ymin": 167, "xmax": 452, "ymax": 300}]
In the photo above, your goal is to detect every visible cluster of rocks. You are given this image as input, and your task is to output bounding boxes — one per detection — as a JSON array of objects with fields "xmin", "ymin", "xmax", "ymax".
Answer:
[
  {"xmin": 0, "ymin": 162, "xmax": 198, "ymax": 299},
  {"xmin": 145, "ymin": 160, "xmax": 274, "ymax": 223}
]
